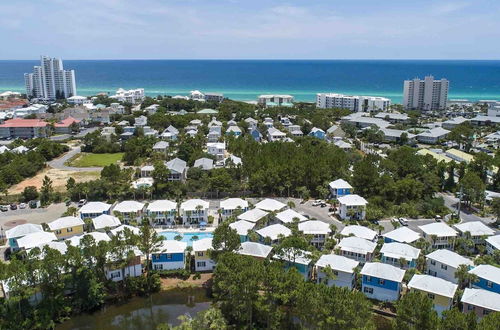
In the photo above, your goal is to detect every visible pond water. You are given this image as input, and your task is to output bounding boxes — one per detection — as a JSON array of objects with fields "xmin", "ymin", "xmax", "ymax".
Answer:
[
  {"xmin": 56, "ymin": 288, "xmax": 211, "ymax": 330},
  {"xmin": 160, "ymin": 231, "xmax": 214, "ymax": 246}
]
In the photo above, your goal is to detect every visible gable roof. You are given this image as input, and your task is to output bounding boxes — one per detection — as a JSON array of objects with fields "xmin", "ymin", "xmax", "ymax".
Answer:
[
  {"xmin": 17, "ymin": 232, "xmax": 57, "ymax": 250},
  {"xmin": 298, "ymin": 220, "xmax": 331, "ymax": 235},
  {"xmin": 256, "ymin": 224, "xmax": 292, "ymax": 241},
  {"xmin": 361, "ymin": 262, "xmax": 405, "ymax": 282},
  {"xmin": 469, "ymin": 264, "xmax": 500, "ymax": 283},
  {"xmin": 341, "ymin": 225, "xmax": 377, "ymax": 241},
  {"xmin": 426, "ymin": 249, "xmax": 473, "ymax": 268},
  {"xmin": 316, "ymin": 254, "xmax": 359, "ymax": 273},
  {"xmin": 276, "ymin": 209, "xmax": 308, "ymax": 223},
  {"xmin": 238, "ymin": 242, "xmax": 273, "ymax": 258},
  {"xmin": 5, "ymin": 223, "xmax": 43, "ymax": 239},
  {"xmin": 408, "ymin": 274, "xmax": 458, "ymax": 298},
  {"xmin": 92, "ymin": 214, "xmax": 121, "ymax": 230},
  {"xmin": 329, "ymin": 179, "xmax": 353, "ymax": 190},
  {"xmin": 454, "ymin": 221, "xmax": 496, "ymax": 237},
  {"xmin": 461, "ymin": 288, "xmax": 500, "ymax": 311},
  {"xmin": 48, "ymin": 216, "xmax": 85, "ymax": 231},
  {"xmin": 229, "ymin": 220, "xmax": 256, "ymax": 236},
  {"xmin": 338, "ymin": 237, "xmax": 377, "ymax": 254},
  {"xmin": 382, "ymin": 227, "xmax": 421, "ymax": 243},
  {"xmin": 237, "ymin": 208, "xmax": 269, "ymax": 223},
  {"xmin": 380, "ymin": 242, "xmax": 421, "ymax": 261},
  {"xmin": 419, "ymin": 223, "xmax": 458, "ymax": 237},
  {"xmin": 338, "ymin": 194, "xmax": 368, "ymax": 206},
  {"xmin": 79, "ymin": 201, "xmax": 111, "ymax": 214}
]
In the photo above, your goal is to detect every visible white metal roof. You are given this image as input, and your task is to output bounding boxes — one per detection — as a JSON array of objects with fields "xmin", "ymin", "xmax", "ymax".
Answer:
[
  {"xmin": 419, "ymin": 222, "xmax": 458, "ymax": 238},
  {"xmin": 192, "ymin": 238, "xmax": 214, "ymax": 252},
  {"xmin": 381, "ymin": 242, "xmax": 421, "ymax": 261},
  {"xmin": 276, "ymin": 209, "xmax": 308, "ymax": 223},
  {"xmin": 48, "ymin": 216, "xmax": 85, "ymax": 231},
  {"xmin": 469, "ymin": 264, "xmax": 500, "ymax": 283},
  {"xmin": 454, "ymin": 221, "xmax": 495, "ymax": 237},
  {"xmin": 486, "ymin": 235, "xmax": 500, "ymax": 250},
  {"xmin": 256, "ymin": 224, "xmax": 292, "ymax": 241},
  {"xmin": 316, "ymin": 254, "xmax": 359, "ymax": 273},
  {"xmin": 273, "ymin": 250, "xmax": 312, "ymax": 265},
  {"xmin": 238, "ymin": 242, "xmax": 273, "ymax": 258},
  {"xmin": 328, "ymin": 179, "xmax": 353, "ymax": 190},
  {"xmin": 180, "ymin": 199, "xmax": 209, "ymax": 211},
  {"xmin": 229, "ymin": 220, "xmax": 255, "ymax": 235},
  {"xmin": 220, "ymin": 198, "xmax": 249, "ymax": 210},
  {"xmin": 79, "ymin": 201, "xmax": 111, "ymax": 214},
  {"xmin": 461, "ymin": 288, "xmax": 500, "ymax": 312},
  {"xmin": 92, "ymin": 214, "xmax": 121, "ymax": 230},
  {"xmin": 113, "ymin": 201, "xmax": 145, "ymax": 213},
  {"xmin": 361, "ymin": 262, "xmax": 405, "ymax": 283},
  {"xmin": 158, "ymin": 240, "xmax": 187, "ymax": 254},
  {"xmin": 382, "ymin": 227, "xmax": 421, "ymax": 243},
  {"xmin": 31, "ymin": 241, "xmax": 68, "ymax": 255},
  {"xmin": 17, "ymin": 232, "xmax": 57, "ymax": 250},
  {"xmin": 298, "ymin": 220, "xmax": 331, "ymax": 235},
  {"xmin": 5, "ymin": 223, "xmax": 43, "ymax": 239},
  {"xmin": 426, "ymin": 249, "xmax": 473, "ymax": 268},
  {"xmin": 338, "ymin": 236, "xmax": 377, "ymax": 254},
  {"xmin": 338, "ymin": 194, "xmax": 368, "ymax": 206},
  {"xmin": 254, "ymin": 198, "xmax": 286, "ymax": 212},
  {"xmin": 237, "ymin": 208, "xmax": 269, "ymax": 223},
  {"xmin": 408, "ymin": 274, "xmax": 458, "ymax": 298},
  {"xmin": 341, "ymin": 225, "xmax": 377, "ymax": 241},
  {"xmin": 110, "ymin": 224, "xmax": 140, "ymax": 236},
  {"xmin": 67, "ymin": 232, "xmax": 111, "ymax": 246},
  {"xmin": 147, "ymin": 200, "xmax": 177, "ymax": 212}
]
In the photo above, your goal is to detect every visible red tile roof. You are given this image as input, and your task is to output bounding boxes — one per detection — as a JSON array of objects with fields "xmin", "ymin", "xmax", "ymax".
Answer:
[
  {"xmin": 0, "ymin": 118, "xmax": 48, "ymax": 128},
  {"xmin": 54, "ymin": 117, "xmax": 80, "ymax": 127}
]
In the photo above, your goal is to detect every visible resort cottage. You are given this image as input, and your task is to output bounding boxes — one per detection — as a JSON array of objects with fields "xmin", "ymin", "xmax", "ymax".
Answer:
[
  {"xmin": 229, "ymin": 220, "xmax": 256, "ymax": 242},
  {"xmin": 110, "ymin": 224, "xmax": 141, "ymax": 237},
  {"xmin": 407, "ymin": 274, "xmax": 458, "ymax": 315},
  {"xmin": 92, "ymin": 214, "xmax": 121, "ymax": 232},
  {"xmin": 315, "ymin": 254, "xmax": 359, "ymax": 289},
  {"xmin": 328, "ymin": 179, "xmax": 352, "ymax": 199},
  {"xmin": 360, "ymin": 262, "xmax": 406, "ymax": 302},
  {"xmin": 454, "ymin": 221, "xmax": 495, "ymax": 245},
  {"xmin": 5, "ymin": 224, "xmax": 43, "ymax": 251},
  {"xmin": 275, "ymin": 209, "xmax": 307, "ymax": 224},
  {"xmin": 254, "ymin": 198, "xmax": 287, "ymax": 213},
  {"xmin": 338, "ymin": 237, "xmax": 377, "ymax": 264},
  {"xmin": 273, "ymin": 250, "xmax": 313, "ymax": 280},
  {"xmin": 340, "ymin": 225, "xmax": 377, "ymax": 241},
  {"xmin": 382, "ymin": 227, "xmax": 421, "ymax": 244},
  {"xmin": 426, "ymin": 249, "xmax": 474, "ymax": 283},
  {"xmin": 67, "ymin": 232, "xmax": 111, "ymax": 247},
  {"xmin": 193, "ymin": 238, "xmax": 216, "ymax": 272},
  {"xmin": 419, "ymin": 222, "xmax": 458, "ymax": 249},
  {"xmin": 146, "ymin": 200, "xmax": 177, "ymax": 225},
  {"xmin": 380, "ymin": 242, "xmax": 420, "ymax": 269},
  {"xmin": 256, "ymin": 224, "xmax": 292, "ymax": 245},
  {"xmin": 48, "ymin": 216, "xmax": 85, "ymax": 239},
  {"xmin": 79, "ymin": 201, "xmax": 111, "ymax": 219},
  {"xmin": 219, "ymin": 198, "xmax": 249, "ymax": 220},
  {"xmin": 337, "ymin": 194, "xmax": 368, "ymax": 220},
  {"xmin": 238, "ymin": 242, "xmax": 273, "ymax": 260},
  {"xmin": 486, "ymin": 235, "xmax": 500, "ymax": 255},
  {"xmin": 16, "ymin": 232, "xmax": 57, "ymax": 250},
  {"xmin": 237, "ymin": 208, "xmax": 269, "ymax": 225},
  {"xmin": 461, "ymin": 288, "xmax": 500, "ymax": 319},
  {"xmin": 469, "ymin": 265, "xmax": 500, "ymax": 294},
  {"xmin": 180, "ymin": 199, "xmax": 209, "ymax": 225},
  {"xmin": 165, "ymin": 158, "xmax": 188, "ymax": 181},
  {"xmin": 298, "ymin": 220, "xmax": 332, "ymax": 249},
  {"xmin": 152, "ymin": 240, "xmax": 187, "ymax": 271},
  {"xmin": 113, "ymin": 201, "xmax": 145, "ymax": 223}
]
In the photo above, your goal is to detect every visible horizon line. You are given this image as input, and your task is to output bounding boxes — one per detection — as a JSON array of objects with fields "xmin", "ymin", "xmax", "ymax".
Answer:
[{"xmin": 1, "ymin": 58, "xmax": 500, "ymax": 61}]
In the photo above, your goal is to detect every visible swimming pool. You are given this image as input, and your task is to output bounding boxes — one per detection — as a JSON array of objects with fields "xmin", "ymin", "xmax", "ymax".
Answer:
[{"xmin": 160, "ymin": 231, "xmax": 213, "ymax": 246}]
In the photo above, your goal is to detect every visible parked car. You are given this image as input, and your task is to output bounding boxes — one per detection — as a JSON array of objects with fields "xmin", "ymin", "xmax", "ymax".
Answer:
[
  {"xmin": 18, "ymin": 203, "xmax": 27, "ymax": 209},
  {"xmin": 10, "ymin": 204, "xmax": 17, "ymax": 210},
  {"xmin": 435, "ymin": 215, "xmax": 442, "ymax": 222},
  {"xmin": 312, "ymin": 200, "xmax": 323, "ymax": 206},
  {"xmin": 29, "ymin": 200, "xmax": 40, "ymax": 209},
  {"xmin": 399, "ymin": 217, "xmax": 408, "ymax": 226},
  {"xmin": 77, "ymin": 199, "xmax": 87, "ymax": 208},
  {"xmin": 65, "ymin": 199, "xmax": 72, "ymax": 206},
  {"xmin": 320, "ymin": 203, "xmax": 327, "ymax": 208},
  {"xmin": 0, "ymin": 205, "xmax": 8, "ymax": 212}
]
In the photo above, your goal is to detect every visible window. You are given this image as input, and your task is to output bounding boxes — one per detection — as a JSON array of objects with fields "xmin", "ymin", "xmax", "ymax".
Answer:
[
  {"xmin": 430, "ymin": 260, "xmax": 436, "ymax": 266},
  {"xmin": 364, "ymin": 287, "xmax": 373, "ymax": 294},
  {"xmin": 428, "ymin": 293, "xmax": 435, "ymax": 300},
  {"xmin": 154, "ymin": 264, "xmax": 163, "ymax": 270},
  {"xmin": 467, "ymin": 305, "xmax": 474, "ymax": 311},
  {"xmin": 333, "ymin": 271, "xmax": 338, "ymax": 276},
  {"xmin": 366, "ymin": 276, "xmax": 372, "ymax": 282},
  {"xmin": 487, "ymin": 281, "xmax": 493, "ymax": 288},
  {"xmin": 55, "ymin": 230, "xmax": 62, "ymax": 235},
  {"xmin": 483, "ymin": 310, "xmax": 490, "ymax": 315},
  {"xmin": 110, "ymin": 271, "xmax": 121, "ymax": 279},
  {"xmin": 197, "ymin": 252, "xmax": 204, "ymax": 257},
  {"xmin": 379, "ymin": 279, "xmax": 385, "ymax": 285},
  {"xmin": 197, "ymin": 261, "xmax": 206, "ymax": 268},
  {"xmin": 441, "ymin": 264, "xmax": 447, "ymax": 270},
  {"xmin": 67, "ymin": 227, "xmax": 73, "ymax": 233},
  {"xmin": 167, "ymin": 254, "xmax": 172, "ymax": 260}
]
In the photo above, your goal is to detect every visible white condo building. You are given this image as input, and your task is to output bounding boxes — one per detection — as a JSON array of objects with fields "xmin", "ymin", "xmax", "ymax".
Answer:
[
  {"xmin": 24, "ymin": 56, "xmax": 77, "ymax": 100},
  {"xmin": 403, "ymin": 76, "xmax": 449, "ymax": 111},
  {"xmin": 316, "ymin": 93, "xmax": 391, "ymax": 112},
  {"xmin": 110, "ymin": 88, "xmax": 145, "ymax": 104}
]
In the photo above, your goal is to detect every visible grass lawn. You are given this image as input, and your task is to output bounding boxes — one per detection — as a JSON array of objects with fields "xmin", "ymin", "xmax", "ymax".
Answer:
[{"xmin": 66, "ymin": 152, "xmax": 124, "ymax": 167}]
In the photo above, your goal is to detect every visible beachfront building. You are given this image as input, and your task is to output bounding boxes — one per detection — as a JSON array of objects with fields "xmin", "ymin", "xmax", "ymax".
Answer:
[
  {"xmin": 419, "ymin": 223, "xmax": 458, "ymax": 249},
  {"xmin": 193, "ymin": 238, "xmax": 216, "ymax": 272},
  {"xmin": 180, "ymin": 199, "xmax": 209, "ymax": 225},
  {"xmin": 92, "ymin": 214, "xmax": 121, "ymax": 232},
  {"xmin": 258, "ymin": 94, "xmax": 294, "ymax": 107},
  {"xmin": 461, "ymin": 288, "xmax": 500, "ymax": 319},
  {"xmin": 382, "ymin": 227, "xmax": 421, "ymax": 244},
  {"xmin": 79, "ymin": 201, "xmax": 111, "ymax": 219},
  {"xmin": 152, "ymin": 241, "xmax": 187, "ymax": 271},
  {"xmin": 426, "ymin": 249, "xmax": 474, "ymax": 283},
  {"xmin": 24, "ymin": 56, "xmax": 77, "ymax": 100},
  {"xmin": 338, "ymin": 236, "xmax": 377, "ymax": 264},
  {"xmin": 360, "ymin": 262, "xmax": 405, "ymax": 302},
  {"xmin": 337, "ymin": 195, "xmax": 368, "ymax": 220},
  {"xmin": 110, "ymin": 88, "xmax": 145, "ymax": 104},
  {"xmin": 298, "ymin": 220, "xmax": 332, "ymax": 249},
  {"xmin": 237, "ymin": 242, "xmax": 273, "ymax": 260},
  {"xmin": 273, "ymin": 251, "xmax": 313, "ymax": 280},
  {"xmin": 407, "ymin": 274, "xmax": 458, "ymax": 315},
  {"xmin": 328, "ymin": 179, "xmax": 352, "ymax": 199},
  {"xmin": 47, "ymin": 216, "xmax": 85, "ymax": 239},
  {"xmin": 256, "ymin": 224, "xmax": 292, "ymax": 245},
  {"xmin": 146, "ymin": 200, "xmax": 177, "ymax": 225},
  {"xmin": 316, "ymin": 93, "xmax": 391, "ymax": 112},
  {"xmin": 315, "ymin": 254, "xmax": 359, "ymax": 289},
  {"xmin": 5, "ymin": 224, "xmax": 44, "ymax": 251},
  {"xmin": 403, "ymin": 76, "xmax": 449, "ymax": 111},
  {"xmin": 340, "ymin": 225, "xmax": 377, "ymax": 241},
  {"xmin": 219, "ymin": 198, "xmax": 249, "ymax": 220},
  {"xmin": 229, "ymin": 220, "xmax": 256, "ymax": 242},
  {"xmin": 454, "ymin": 221, "xmax": 496, "ymax": 245},
  {"xmin": 112, "ymin": 201, "xmax": 145, "ymax": 223},
  {"xmin": 469, "ymin": 265, "xmax": 500, "ymax": 294},
  {"xmin": 380, "ymin": 242, "xmax": 420, "ymax": 269}
]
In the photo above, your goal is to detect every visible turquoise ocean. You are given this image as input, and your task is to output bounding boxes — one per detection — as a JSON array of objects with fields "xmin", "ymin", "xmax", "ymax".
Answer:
[{"xmin": 1, "ymin": 60, "xmax": 500, "ymax": 103}]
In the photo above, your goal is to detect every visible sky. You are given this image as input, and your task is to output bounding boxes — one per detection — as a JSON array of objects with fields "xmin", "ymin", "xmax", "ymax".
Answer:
[{"xmin": 1, "ymin": 0, "xmax": 499, "ymax": 60}]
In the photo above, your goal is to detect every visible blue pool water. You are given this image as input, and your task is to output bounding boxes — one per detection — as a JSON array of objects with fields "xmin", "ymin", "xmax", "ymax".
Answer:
[{"xmin": 160, "ymin": 231, "xmax": 213, "ymax": 246}]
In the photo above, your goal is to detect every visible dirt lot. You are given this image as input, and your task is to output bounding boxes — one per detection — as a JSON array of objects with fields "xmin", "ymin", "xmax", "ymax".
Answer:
[
  {"xmin": 161, "ymin": 273, "xmax": 213, "ymax": 290},
  {"xmin": 8, "ymin": 168, "xmax": 100, "ymax": 195}
]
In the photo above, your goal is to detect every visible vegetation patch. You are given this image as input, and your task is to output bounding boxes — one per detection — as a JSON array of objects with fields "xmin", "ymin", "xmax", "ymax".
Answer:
[{"xmin": 66, "ymin": 152, "xmax": 124, "ymax": 167}]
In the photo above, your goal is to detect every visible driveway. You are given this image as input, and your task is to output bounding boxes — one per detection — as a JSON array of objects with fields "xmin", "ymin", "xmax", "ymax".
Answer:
[{"xmin": 48, "ymin": 146, "xmax": 103, "ymax": 172}]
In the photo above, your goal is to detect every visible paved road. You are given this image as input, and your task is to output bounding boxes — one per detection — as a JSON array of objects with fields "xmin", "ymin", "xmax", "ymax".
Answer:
[
  {"xmin": 438, "ymin": 192, "xmax": 495, "ymax": 225},
  {"xmin": 48, "ymin": 146, "xmax": 103, "ymax": 172},
  {"xmin": 0, "ymin": 203, "xmax": 68, "ymax": 229}
]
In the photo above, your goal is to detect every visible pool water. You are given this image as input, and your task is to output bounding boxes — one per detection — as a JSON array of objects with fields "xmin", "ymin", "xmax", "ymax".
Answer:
[{"xmin": 160, "ymin": 231, "xmax": 213, "ymax": 246}]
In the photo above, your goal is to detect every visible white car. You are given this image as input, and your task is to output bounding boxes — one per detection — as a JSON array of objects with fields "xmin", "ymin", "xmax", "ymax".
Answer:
[
  {"xmin": 312, "ymin": 200, "xmax": 323, "ymax": 206},
  {"xmin": 18, "ymin": 203, "xmax": 27, "ymax": 209},
  {"xmin": 399, "ymin": 218, "xmax": 408, "ymax": 226}
]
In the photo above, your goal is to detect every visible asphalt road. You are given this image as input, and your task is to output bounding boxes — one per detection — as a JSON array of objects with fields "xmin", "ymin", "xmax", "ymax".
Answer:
[
  {"xmin": 48, "ymin": 146, "xmax": 103, "ymax": 172},
  {"xmin": 437, "ymin": 192, "xmax": 495, "ymax": 225}
]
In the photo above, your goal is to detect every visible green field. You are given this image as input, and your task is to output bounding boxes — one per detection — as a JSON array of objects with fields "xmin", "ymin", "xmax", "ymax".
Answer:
[{"xmin": 66, "ymin": 153, "xmax": 124, "ymax": 167}]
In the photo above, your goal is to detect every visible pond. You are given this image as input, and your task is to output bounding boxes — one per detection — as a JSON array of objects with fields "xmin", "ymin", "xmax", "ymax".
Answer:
[
  {"xmin": 56, "ymin": 288, "xmax": 211, "ymax": 330},
  {"xmin": 160, "ymin": 231, "xmax": 214, "ymax": 246}
]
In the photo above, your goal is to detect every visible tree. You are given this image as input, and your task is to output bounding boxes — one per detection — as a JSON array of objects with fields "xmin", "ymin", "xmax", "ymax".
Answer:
[
  {"xmin": 394, "ymin": 291, "xmax": 439, "ymax": 330},
  {"xmin": 460, "ymin": 171, "xmax": 486, "ymax": 208},
  {"xmin": 211, "ymin": 222, "xmax": 241, "ymax": 260},
  {"xmin": 136, "ymin": 220, "xmax": 163, "ymax": 292},
  {"xmin": 491, "ymin": 198, "xmax": 500, "ymax": 221},
  {"xmin": 440, "ymin": 308, "xmax": 477, "ymax": 330},
  {"xmin": 40, "ymin": 175, "xmax": 54, "ymax": 206},
  {"xmin": 21, "ymin": 186, "xmax": 38, "ymax": 202},
  {"xmin": 477, "ymin": 311, "xmax": 500, "ymax": 330},
  {"xmin": 170, "ymin": 307, "xmax": 228, "ymax": 330}
]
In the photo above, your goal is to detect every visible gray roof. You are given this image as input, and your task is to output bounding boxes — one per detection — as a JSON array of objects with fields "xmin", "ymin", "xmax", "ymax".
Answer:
[
  {"xmin": 166, "ymin": 125, "xmax": 179, "ymax": 134},
  {"xmin": 193, "ymin": 158, "xmax": 214, "ymax": 170},
  {"xmin": 166, "ymin": 158, "xmax": 187, "ymax": 174},
  {"xmin": 153, "ymin": 141, "xmax": 169, "ymax": 149}
]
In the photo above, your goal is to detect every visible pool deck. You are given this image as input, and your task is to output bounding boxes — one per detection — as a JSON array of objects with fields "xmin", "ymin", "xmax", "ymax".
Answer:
[{"xmin": 154, "ymin": 226, "xmax": 216, "ymax": 233}]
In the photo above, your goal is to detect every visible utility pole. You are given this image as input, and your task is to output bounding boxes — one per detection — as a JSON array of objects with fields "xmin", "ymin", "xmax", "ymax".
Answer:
[{"xmin": 457, "ymin": 185, "xmax": 463, "ymax": 220}]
